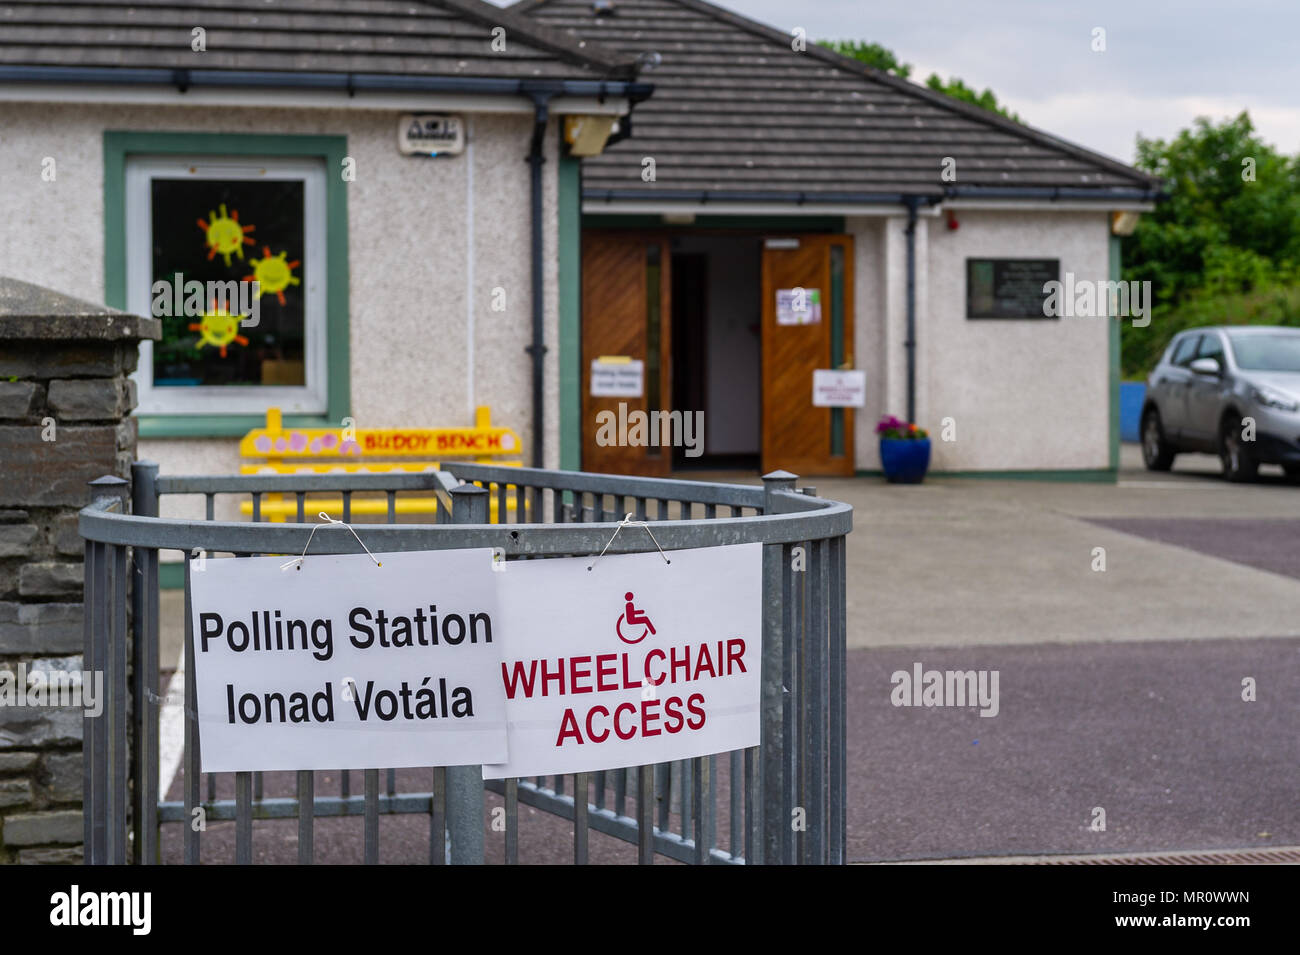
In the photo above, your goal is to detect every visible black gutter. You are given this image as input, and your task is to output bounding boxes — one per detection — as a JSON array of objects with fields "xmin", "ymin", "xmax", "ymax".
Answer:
[
  {"xmin": 943, "ymin": 185, "xmax": 1166, "ymax": 202},
  {"xmin": 584, "ymin": 186, "xmax": 1163, "ymax": 204},
  {"xmin": 524, "ymin": 89, "xmax": 556, "ymax": 469},
  {"xmin": 0, "ymin": 65, "xmax": 654, "ymax": 101},
  {"xmin": 588, "ymin": 189, "xmax": 928, "ymax": 205}
]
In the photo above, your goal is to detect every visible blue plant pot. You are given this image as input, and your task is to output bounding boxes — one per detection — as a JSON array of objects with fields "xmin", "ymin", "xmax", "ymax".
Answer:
[{"xmin": 879, "ymin": 437, "xmax": 931, "ymax": 484}]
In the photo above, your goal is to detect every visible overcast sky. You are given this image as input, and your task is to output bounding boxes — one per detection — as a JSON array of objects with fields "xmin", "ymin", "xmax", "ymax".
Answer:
[{"xmin": 502, "ymin": 0, "xmax": 1300, "ymax": 165}]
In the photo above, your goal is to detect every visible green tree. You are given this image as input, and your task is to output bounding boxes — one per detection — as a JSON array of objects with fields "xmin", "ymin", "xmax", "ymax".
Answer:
[
  {"xmin": 818, "ymin": 39, "xmax": 911, "ymax": 78},
  {"xmin": 1121, "ymin": 112, "xmax": 1300, "ymax": 376},
  {"xmin": 923, "ymin": 74, "xmax": 1020, "ymax": 122},
  {"xmin": 819, "ymin": 39, "xmax": 1019, "ymax": 121},
  {"xmin": 1126, "ymin": 113, "xmax": 1300, "ymax": 304}
]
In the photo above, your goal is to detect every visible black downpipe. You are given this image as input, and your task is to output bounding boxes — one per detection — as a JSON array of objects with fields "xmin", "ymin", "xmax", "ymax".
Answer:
[
  {"xmin": 525, "ymin": 93, "xmax": 553, "ymax": 468},
  {"xmin": 904, "ymin": 196, "xmax": 921, "ymax": 423}
]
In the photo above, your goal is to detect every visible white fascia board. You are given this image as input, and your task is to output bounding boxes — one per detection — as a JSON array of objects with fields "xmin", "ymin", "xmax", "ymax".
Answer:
[
  {"xmin": 939, "ymin": 199, "xmax": 1156, "ymax": 213},
  {"xmin": 551, "ymin": 97, "xmax": 631, "ymax": 116},
  {"xmin": 0, "ymin": 83, "xmax": 630, "ymax": 116},
  {"xmin": 581, "ymin": 200, "xmax": 942, "ymax": 217}
]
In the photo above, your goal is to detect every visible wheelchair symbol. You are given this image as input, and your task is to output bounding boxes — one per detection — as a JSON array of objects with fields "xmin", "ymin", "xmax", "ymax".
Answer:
[
  {"xmin": 616, "ymin": 592, "xmax": 656, "ymax": 645},
  {"xmin": 617, "ymin": 613, "xmax": 651, "ymax": 645}
]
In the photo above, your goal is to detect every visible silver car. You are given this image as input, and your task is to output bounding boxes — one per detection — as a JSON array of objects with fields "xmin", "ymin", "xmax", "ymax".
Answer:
[{"xmin": 1142, "ymin": 325, "xmax": 1300, "ymax": 481}]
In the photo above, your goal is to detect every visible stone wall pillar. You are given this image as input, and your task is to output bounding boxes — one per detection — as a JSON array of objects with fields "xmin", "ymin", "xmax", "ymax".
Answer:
[{"xmin": 0, "ymin": 277, "xmax": 159, "ymax": 864}]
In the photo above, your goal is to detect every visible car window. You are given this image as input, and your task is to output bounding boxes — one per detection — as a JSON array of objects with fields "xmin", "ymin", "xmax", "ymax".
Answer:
[
  {"xmin": 1170, "ymin": 334, "xmax": 1201, "ymax": 367},
  {"xmin": 1228, "ymin": 332, "xmax": 1300, "ymax": 371},
  {"xmin": 1196, "ymin": 332, "xmax": 1225, "ymax": 364}
]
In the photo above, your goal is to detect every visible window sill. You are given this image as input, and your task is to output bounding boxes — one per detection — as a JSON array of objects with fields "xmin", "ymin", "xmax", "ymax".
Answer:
[{"xmin": 138, "ymin": 413, "xmax": 335, "ymax": 439}]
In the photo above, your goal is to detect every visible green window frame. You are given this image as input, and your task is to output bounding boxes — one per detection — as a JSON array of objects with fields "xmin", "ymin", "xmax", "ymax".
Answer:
[{"xmin": 104, "ymin": 131, "xmax": 350, "ymax": 437}]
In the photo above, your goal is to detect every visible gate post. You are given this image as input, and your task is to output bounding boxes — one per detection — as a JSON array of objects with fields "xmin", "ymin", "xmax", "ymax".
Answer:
[
  {"xmin": 130, "ymin": 461, "xmax": 160, "ymax": 864},
  {"xmin": 83, "ymin": 475, "xmax": 129, "ymax": 865},
  {"xmin": 760, "ymin": 470, "xmax": 797, "ymax": 864},
  {"xmin": 445, "ymin": 484, "xmax": 489, "ymax": 864},
  {"xmin": 0, "ymin": 280, "xmax": 157, "ymax": 865}
]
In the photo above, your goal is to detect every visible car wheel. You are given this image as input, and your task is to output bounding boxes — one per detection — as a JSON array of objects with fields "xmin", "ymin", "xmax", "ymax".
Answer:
[
  {"xmin": 1219, "ymin": 414, "xmax": 1259, "ymax": 482},
  {"xmin": 1141, "ymin": 409, "xmax": 1175, "ymax": 471}
]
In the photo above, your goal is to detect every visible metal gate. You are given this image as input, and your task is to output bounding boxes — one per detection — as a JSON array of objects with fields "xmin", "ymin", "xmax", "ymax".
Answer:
[{"xmin": 79, "ymin": 462, "xmax": 851, "ymax": 864}]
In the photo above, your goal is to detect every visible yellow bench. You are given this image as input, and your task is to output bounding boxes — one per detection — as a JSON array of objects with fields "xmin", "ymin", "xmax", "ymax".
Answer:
[{"xmin": 238, "ymin": 407, "xmax": 522, "ymax": 522}]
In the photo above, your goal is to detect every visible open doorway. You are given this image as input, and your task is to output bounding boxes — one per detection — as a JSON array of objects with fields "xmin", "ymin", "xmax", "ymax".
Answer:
[{"xmin": 670, "ymin": 234, "xmax": 763, "ymax": 470}]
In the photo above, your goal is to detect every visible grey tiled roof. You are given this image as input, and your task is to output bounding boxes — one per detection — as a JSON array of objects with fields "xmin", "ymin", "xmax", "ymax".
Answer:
[
  {"xmin": 0, "ymin": 0, "xmax": 638, "ymax": 81},
  {"xmin": 515, "ymin": 0, "xmax": 1161, "ymax": 201}
]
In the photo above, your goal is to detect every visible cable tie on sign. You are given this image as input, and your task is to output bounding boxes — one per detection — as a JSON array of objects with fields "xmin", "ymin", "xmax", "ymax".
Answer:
[
  {"xmin": 280, "ymin": 512, "xmax": 382, "ymax": 572},
  {"xmin": 587, "ymin": 513, "xmax": 670, "ymax": 572}
]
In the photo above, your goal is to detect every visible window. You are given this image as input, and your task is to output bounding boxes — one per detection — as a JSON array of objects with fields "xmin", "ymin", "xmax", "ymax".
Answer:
[
  {"xmin": 1196, "ymin": 331, "xmax": 1225, "ymax": 365},
  {"xmin": 1171, "ymin": 334, "xmax": 1201, "ymax": 367},
  {"xmin": 124, "ymin": 155, "xmax": 328, "ymax": 416},
  {"xmin": 1228, "ymin": 332, "xmax": 1300, "ymax": 371}
]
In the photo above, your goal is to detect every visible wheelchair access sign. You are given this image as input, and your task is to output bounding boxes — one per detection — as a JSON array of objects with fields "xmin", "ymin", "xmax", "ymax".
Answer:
[{"xmin": 483, "ymin": 544, "xmax": 762, "ymax": 779}]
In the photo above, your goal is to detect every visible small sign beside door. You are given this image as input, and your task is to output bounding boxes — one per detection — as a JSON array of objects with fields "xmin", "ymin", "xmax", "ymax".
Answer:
[
  {"xmin": 776, "ymin": 287, "xmax": 821, "ymax": 325},
  {"xmin": 812, "ymin": 369, "xmax": 866, "ymax": 407},
  {"xmin": 590, "ymin": 357, "xmax": 644, "ymax": 397}
]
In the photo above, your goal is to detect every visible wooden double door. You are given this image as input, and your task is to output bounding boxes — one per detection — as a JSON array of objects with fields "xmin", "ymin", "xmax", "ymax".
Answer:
[{"xmin": 581, "ymin": 231, "xmax": 854, "ymax": 477}]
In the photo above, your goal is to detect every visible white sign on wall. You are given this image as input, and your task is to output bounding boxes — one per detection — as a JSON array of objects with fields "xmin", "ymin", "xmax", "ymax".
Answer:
[
  {"xmin": 483, "ymin": 544, "xmax": 762, "ymax": 780},
  {"xmin": 398, "ymin": 113, "xmax": 465, "ymax": 156},
  {"xmin": 812, "ymin": 369, "xmax": 866, "ymax": 407},
  {"xmin": 590, "ymin": 358, "xmax": 644, "ymax": 397},
  {"xmin": 189, "ymin": 550, "xmax": 508, "ymax": 773}
]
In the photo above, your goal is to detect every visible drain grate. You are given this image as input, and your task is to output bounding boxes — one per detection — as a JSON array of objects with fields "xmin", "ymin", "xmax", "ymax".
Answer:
[
  {"xmin": 1031, "ymin": 846, "xmax": 1300, "ymax": 865},
  {"xmin": 878, "ymin": 846, "xmax": 1300, "ymax": 865}
]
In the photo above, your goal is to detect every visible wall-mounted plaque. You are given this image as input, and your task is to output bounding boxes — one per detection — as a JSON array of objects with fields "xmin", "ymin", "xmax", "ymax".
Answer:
[{"xmin": 967, "ymin": 259, "xmax": 1060, "ymax": 319}]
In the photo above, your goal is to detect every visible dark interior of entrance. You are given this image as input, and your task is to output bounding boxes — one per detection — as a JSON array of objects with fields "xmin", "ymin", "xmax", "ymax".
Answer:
[{"xmin": 670, "ymin": 234, "xmax": 762, "ymax": 470}]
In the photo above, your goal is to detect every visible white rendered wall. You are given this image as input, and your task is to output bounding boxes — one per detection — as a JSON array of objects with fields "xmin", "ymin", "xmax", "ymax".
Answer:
[
  {"xmin": 923, "ymin": 209, "xmax": 1111, "ymax": 471},
  {"xmin": 0, "ymin": 101, "xmax": 561, "ymax": 523},
  {"xmin": 850, "ymin": 209, "xmax": 1111, "ymax": 472}
]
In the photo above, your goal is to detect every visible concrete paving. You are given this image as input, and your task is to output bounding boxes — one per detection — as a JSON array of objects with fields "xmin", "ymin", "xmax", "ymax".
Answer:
[{"xmin": 815, "ymin": 445, "xmax": 1300, "ymax": 649}]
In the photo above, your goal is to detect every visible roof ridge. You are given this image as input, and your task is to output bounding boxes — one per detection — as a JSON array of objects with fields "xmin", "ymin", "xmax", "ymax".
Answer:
[
  {"xmin": 515, "ymin": 0, "xmax": 1159, "ymax": 190},
  {"xmin": 437, "ymin": 0, "xmax": 639, "ymax": 76}
]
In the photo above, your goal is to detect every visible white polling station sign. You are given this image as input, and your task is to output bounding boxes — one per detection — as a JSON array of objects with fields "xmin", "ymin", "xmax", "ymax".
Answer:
[
  {"xmin": 812, "ymin": 369, "xmax": 867, "ymax": 407},
  {"xmin": 188, "ymin": 550, "xmax": 508, "ymax": 773},
  {"xmin": 482, "ymin": 544, "xmax": 762, "ymax": 780},
  {"xmin": 589, "ymin": 357, "xmax": 644, "ymax": 397}
]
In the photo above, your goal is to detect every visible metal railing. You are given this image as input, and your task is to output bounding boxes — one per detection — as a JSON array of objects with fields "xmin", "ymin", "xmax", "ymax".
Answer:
[{"xmin": 79, "ymin": 461, "xmax": 851, "ymax": 864}]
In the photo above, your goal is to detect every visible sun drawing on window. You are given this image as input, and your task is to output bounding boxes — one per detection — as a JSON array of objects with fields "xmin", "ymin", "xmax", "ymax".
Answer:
[
  {"xmin": 245, "ymin": 246, "xmax": 301, "ymax": 305},
  {"xmin": 189, "ymin": 302, "xmax": 250, "ymax": 358},
  {"xmin": 197, "ymin": 203, "xmax": 255, "ymax": 266}
]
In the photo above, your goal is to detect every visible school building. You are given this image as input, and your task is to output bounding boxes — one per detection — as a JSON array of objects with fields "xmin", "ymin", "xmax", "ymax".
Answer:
[{"xmin": 0, "ymin": 0, "xmax": 1161, "ymax": 485}]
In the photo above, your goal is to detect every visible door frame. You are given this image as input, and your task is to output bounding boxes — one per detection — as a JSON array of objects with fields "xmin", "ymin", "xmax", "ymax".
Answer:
[
  {"xmin": 578, "ymin": 223, "xmax": 851, "ymax": 474},
  {"xmin": 759, "ymin": 233, "xmax": 856, "ymax": 476},
  {"xmin": 580, "ymin": 232, "xmax": 673, "ymax": 476}
]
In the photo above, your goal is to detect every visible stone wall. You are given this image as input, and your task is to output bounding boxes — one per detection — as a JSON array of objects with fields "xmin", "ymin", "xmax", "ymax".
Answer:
[{"xmin": 0, "ymin": 277, "xmax": 158, "ymax": 863}]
